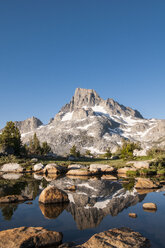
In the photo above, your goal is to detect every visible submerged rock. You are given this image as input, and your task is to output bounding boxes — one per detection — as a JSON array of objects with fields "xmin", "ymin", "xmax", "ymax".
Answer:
[
  {"xmin": 76, "ymin": 227, "xmax": 150, "ymax": 248},
  {"xmin": 0, "ymin": 226, "xmax": 62, "ymax": 248},
  {"xmin": 39, "ymin": 185, "xmax": 69, "ymax": 204},
  {"xmin": 129, "ymin": 213, "xmax": 137, "ymax": 218}
]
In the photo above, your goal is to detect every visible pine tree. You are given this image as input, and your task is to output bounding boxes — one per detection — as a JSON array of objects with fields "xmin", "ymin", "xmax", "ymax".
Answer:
[
  {"xmin": 0, "ymin": 121, "xmax": 22, "ymax": 155},
  {"xmin": 104, "ymin": 148, "xmax": 112, "ymax": 158},
  {"xmin": 28, "ymin": 133, "xmax": 42, "ymax": 155},
  {"xmin": 70, "ymin": 145, "xmax": 77, "ymax": 157},
  {"xmin": 70, "ymin": 145, "xmax": 81, "ymax": 158},
  {"xmin": 41, "ymin": 142, "xmax": 51, "ymax": 155}
]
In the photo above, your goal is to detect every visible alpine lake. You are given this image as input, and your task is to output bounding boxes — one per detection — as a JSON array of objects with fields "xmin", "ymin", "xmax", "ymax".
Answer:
[{"xmin": 0, "ymin": 172, "xmax": 165, "ymax": 248}]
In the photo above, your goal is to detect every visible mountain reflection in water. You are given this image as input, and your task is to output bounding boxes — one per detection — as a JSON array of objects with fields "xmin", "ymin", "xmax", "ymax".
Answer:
[{"xmin": 48, "ymin": 177, "xmax": 146, "ymax": 229}]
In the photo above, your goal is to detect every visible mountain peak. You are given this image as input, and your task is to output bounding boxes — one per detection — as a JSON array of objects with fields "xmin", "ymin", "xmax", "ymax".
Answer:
[{"xmin": 73, "ymin": 88, "xmax": 101, "ymax": 107}]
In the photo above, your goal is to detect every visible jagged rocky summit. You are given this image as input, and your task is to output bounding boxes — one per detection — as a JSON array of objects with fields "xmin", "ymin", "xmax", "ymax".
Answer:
[{"xmin": 16, "ymin": 88, "xmax": 165, "ymax": 155}]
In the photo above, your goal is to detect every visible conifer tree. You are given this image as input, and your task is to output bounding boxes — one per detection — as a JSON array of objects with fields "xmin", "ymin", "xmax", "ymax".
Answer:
[{"xmin": 0, "ymin": 121, "xmax": 22, "ymax": 155}]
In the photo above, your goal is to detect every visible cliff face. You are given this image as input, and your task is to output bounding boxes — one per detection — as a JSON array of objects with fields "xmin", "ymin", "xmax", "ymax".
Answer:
[
  {"xmin": 15, "ymin": 117, "xmax": 43, "ymax": 134},
  {"xmin": 10, "ymin": 88, "xmax": 165, "ymax": 155}
]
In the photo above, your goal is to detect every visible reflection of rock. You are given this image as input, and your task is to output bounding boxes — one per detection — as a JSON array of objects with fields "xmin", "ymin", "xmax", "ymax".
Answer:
[
  {"xmin": 39, "ymin": 186, "xmax": 69, "ymax": 204},
  {"xmin": 136, "ymin": 189, "xmax": 157, "ymax": 194},
  {"xmin": 76, "ymin": 227, "xmax": 150, "ymax": 248},
  {"xmin": 0, "ymin": 226, "xmax": 62, "ymax": 248},
  {"xmin": 44, "ymin": 174, "xmax": 59, "ymax": 181},
  {"xmin": 67, "ymin": 175, "xmax": 90, "ymax": 180},
  {"xmin": 0, "ymin": 195, "xmax": 33, "ymax": 203},
  {"xmin": 51, "ymin": 177, "xmax": 146, "ymax": 229},
  {"xmin": 33, "ymin": 174, "xmax": 44, "ymax": 180},
  {"xmin": 101, "ymin": 175, "xmax": 117, "ymax": 180},
  {"xmin": 135, "ymin": 178, "xmax": 160, "ymax": 189},
  {"xmin": 2, "ymin": 173, "xmax": 22, "ymax": 180},
  {"xmin": 39, "ymin": 202, "xmax": 68, "ymax": 219}
]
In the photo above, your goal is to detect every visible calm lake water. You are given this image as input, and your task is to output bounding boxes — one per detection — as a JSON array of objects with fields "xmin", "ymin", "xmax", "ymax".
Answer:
[{"xmin": 0, "ymin": 174, "xmax": 164, "ymax": 247}]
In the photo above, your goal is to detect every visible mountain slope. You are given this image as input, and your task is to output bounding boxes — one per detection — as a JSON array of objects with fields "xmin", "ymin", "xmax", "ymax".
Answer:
[{"xmin": 20, "ymin": 88, "xmax": 165, "ymax": 155}]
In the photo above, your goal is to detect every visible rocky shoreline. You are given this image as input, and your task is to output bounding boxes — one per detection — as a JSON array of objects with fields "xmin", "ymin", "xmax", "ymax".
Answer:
[{"xmin": 0, "ymin": 226, "xmax": 150, "ymax": 248}]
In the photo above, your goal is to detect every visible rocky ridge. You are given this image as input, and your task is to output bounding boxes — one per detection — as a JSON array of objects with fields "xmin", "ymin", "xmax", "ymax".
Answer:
[{"xmin": 11, "ymin": 88, "xmax": 165, "ymax": 155}]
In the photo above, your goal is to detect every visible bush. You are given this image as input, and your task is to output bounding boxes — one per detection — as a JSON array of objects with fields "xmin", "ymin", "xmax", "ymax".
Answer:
[
  {"xmin": 70, "ymin": 145, "xmax": 81, "ymax": 158},
  {"xmin": 157, "ymin": 169, "xmax": 165, "ymax": 175},
  {"xmin": 147, "ymin": 147, "xmax": 165, "ymax": 158},
  {"xmin": 104, "ymin": 148, "xmax": 112, "ymax": 158},
  {"xmin": 139, "ymin": 168, "xmax": 157, "ymax": 176},
  {"xmin": 126, "ymin": 170, "xmax": 140, "ymax": 177},
  {"xmin": 120, "ymin": 140, "xmax": 141, "ymax": 160}
]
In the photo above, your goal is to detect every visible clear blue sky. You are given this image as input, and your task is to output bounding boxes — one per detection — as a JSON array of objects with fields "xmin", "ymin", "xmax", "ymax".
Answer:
[{"xmin": 0, "ymin": 0, "xmax": 165, "ymax": 128}]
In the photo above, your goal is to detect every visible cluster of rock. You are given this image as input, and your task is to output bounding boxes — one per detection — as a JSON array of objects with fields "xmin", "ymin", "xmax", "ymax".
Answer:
[{"xmin": 0, "ymin": 226, "xmax": 150, "ymax": 248}]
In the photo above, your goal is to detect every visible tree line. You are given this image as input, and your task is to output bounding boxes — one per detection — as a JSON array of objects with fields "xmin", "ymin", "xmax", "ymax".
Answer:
[{"xmin": 0, "ymin": 121, "xmax": 51, "ymax": 156}]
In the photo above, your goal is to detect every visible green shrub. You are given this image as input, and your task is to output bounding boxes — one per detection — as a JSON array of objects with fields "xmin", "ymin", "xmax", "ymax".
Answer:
[
  {"xmin": 139, "ymin": 168, "xmax": 156, "ymax": 176},
  {"xmin": 120, "ymin": 140, "xmax": 141, "ymax": 160},
  {"xmin": 157, "ymin": 169, "xmax": 165, "ymax": 175},
  {"xmin": 126, "ymin": 170, "xmax": 140, "ymax": 177}
]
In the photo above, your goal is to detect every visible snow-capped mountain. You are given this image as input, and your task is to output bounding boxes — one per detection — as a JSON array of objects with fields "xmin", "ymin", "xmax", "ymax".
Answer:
[{"xmin": 19, "ymin": 88, "xmax": 165, "ymax": 155}]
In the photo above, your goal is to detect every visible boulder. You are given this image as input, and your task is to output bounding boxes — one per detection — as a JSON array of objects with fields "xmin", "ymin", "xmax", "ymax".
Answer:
[
  {"xmin": 39, "ymin": 185, "xmax": 69, "ymax": 204},
  {"xmin": 0, "ymin": 195, "xmax": 33, "ymax": 203},
  {"xmin": 75, "ymin": 227, "xmax": 150, "ymax": 248},
  {"xmin": 111, "ymin": 155, "xmax": 119, "ymax": 160},
  {"xmin": 44, "ymin": 163, "xmax": 66, "ymax": 174},
  {"xmin": 89, "ymin": 164, "xmax": 116, "ymax": 174},
  {"xmin": 0, "ymin": 163, "xmax": 24, "ymax": 173},
  {"xmin": 66, "ymin": 169, "xmax": 92, "ymax": 176},
  {"xmin": 127, "ymin": 161, "xmax": 150, "ymax": 169},
  {"xmin": 68, "ymin": 164, "xmax": 86, "ymax": 170},
  {"xmin": 118, "ymin": 167, "xmax": 136, "ymax": 174},
  {"xmin": 31, "ymin": 158, "xmax": 38, "ymax": 163},
  {"xmin": 143, "ymin": 203, "xmax": 157, "ymax": 211},
  {"xmin": 33, "ymin": 163, "xmax": 44, "ymax": 172},
  {"xmin": 0, "ymin": 226, "xmax": 62, "ymax": 248},
  {"xmin": 135, "ymin": 178, "xmax": 160, "ymax": 189}
]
